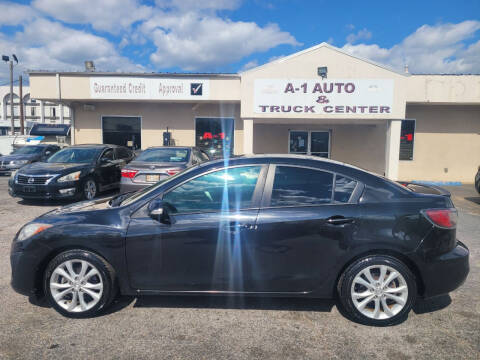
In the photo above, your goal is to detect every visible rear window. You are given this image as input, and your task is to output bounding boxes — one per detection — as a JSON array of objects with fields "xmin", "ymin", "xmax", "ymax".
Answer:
[
  {"xmin": 136, "ymin": 148, "xmax": 190, "ymax": 163},
  {"xmin": 334, "ymin": 175, "xmax": 357, "ymax": 203},
  {"xmin": 271, "ymin": 166, "xmax": 334, "ymax": 207}
]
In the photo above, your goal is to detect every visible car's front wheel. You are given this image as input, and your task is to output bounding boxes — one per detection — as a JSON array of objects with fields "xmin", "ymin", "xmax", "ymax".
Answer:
[
  {"xmin": 44, "ymin": 250, "xmax": 116, "ymax": 318},
  {"xmin": 82, "ymin": 177, "xmax": 97, "ymax": 200},
  {"xmin": 338, "ymin": 255, "xmax": 417, "ymax": 326}
]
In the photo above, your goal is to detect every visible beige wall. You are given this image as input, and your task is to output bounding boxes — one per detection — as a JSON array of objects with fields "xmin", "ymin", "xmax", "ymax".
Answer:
[
  {"xmin": 407, "ymin": 75, "xmax": 480, "ymax": 104},
  {"xmin": 398, "ymin": 105, "xmax": 480, "ymax": 182},
  {"xmin": 253, "ymin": 122, "xmax": 387, "ymax": 175},
  {"xmin": 73, "ymin": 101, "xmax": 244, "ymax": 154},
  {"xmin": 30, "ymin": 74, "xmax": 240, "ymax": 102}
]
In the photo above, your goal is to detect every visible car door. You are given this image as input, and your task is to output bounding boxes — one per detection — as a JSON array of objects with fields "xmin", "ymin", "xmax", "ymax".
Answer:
[
  {"xmin": 97, "ymin": 148, "xmax": 117, "ymax": 188},
  {"xmin": 125, "ymin": 164, "xmax": 267, "ymax": 291},
  {"xmin": 244, "ymin": 164, "xmax": 361, "ymax": 293}
]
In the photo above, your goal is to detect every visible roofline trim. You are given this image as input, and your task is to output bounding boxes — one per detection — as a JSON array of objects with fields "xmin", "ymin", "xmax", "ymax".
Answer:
[
  {"xmin": 27, "ymin": 71, "xmax": 240, "ymax": 79},
  {"xmin": 239, "ymin": 42, "xmax": 409, "ymax": 77}
]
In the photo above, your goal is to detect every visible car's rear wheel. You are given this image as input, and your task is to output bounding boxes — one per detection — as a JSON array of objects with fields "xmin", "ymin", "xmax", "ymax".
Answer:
[
  {"xmin": 338, "ymin": 255, "xmax": 417, "ymax": 326},
  {"xmin": 83, "ymin": 177, "xmax": 97, "ymax": 200},
  {"xmin": 44, "ymin": 250, "xmax": 116, "ymax": 318}
]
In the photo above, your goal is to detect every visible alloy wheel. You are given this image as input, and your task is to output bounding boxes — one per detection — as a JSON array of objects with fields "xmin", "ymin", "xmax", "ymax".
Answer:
[
  {"xmin": 49, "ymin": 259, "xmax": 103, "ymax": 313},
  {"xmin": 350, "ymin": 265, "xmax": 408, "ymax": 320},
  {"xmin": 84, "ymin": 179, "xmax": 96, "ymax": 200}
]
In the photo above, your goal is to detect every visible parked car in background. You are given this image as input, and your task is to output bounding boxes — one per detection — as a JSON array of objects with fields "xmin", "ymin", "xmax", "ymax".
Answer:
[
  {"xmin": 0, "ymin": 144, "xmax": 60, "ymax": 176},
  {"xmin": 10, "ymin": 155, "xmax": 468, "ymax": 325},
  {"xmin": 120, "ymin": 146, "xmax": 210, "ymax": 193},
  {"xmin": 8, "ymin": 144, "xmax": 134, "ymax": 201},
  {"xmin": 475, "ymin": 166, "xmax": 480, "ymax": 194}
]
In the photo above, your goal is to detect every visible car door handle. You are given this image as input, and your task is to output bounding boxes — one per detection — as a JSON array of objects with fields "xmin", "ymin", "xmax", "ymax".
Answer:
[
  {"xmin": 229, "ymin": 222, "xmax": 257, "ymax": 230},
  {"xmin": 326, "ymin": 216, "xmax": 354, "ymax": 225}
]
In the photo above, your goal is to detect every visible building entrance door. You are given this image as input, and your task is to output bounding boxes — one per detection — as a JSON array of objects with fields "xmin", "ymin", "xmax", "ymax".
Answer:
[
  {"xmin": 102, "ymin": 116, "xmax": 141, "ymax": 150},
  {"xmin": 289, "ymin": 130, "xmax": 330, "ymax": 158}
]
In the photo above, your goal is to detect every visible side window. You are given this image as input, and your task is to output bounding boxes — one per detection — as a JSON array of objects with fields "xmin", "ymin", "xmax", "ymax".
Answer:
[
  {"xmin": 116, "ymin": 147, "xmax": 131, "ymax": 159},
  {"xmin": 163, "ymin": 166, "xmax": 262, "ymax": 213},
  {"xmin": 102, "ymin": 149, "xmax": 114, "ymax": 161},
  {"xmin": 270, "ymin": 166, "xmax": 333, "ymax": 207},
  {"xmin": 334, "ymin": 175, "xmax": 357, "ymax": 203}
]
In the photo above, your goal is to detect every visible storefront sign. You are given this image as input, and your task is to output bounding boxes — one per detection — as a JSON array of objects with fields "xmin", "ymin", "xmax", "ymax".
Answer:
[
  {"xmin": 90, "ymin": 77, "xmax": 210, "ymax": 100},
  {"xmin": 254, "ymin": 79, "xmax": 393, "ymax": 115}
]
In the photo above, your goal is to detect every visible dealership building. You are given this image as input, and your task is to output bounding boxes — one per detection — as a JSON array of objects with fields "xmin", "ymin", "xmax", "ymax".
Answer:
[{"xmin": 28, "ymin": 43, "xmax": 480, "ymax": 183}]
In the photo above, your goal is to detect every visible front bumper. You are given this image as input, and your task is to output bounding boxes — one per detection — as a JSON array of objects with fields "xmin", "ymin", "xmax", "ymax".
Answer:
[
  {"xmin": 418, "ymin": 240, "xmax": 469, "ymax": 298},
  {"xmin": 10, "ymin": 250, "xmax": 41, "ymax": 296},
  {"xmin": 9, "ymin": 180, "xmax": 80, "ymax": 200}
]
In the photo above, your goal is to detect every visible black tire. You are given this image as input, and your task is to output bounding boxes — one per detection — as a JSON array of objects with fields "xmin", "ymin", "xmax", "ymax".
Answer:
[
  {"xmin": 44, "ymin": 249, "xmax": 116, "ymax": 318},
  {"xmin": 337, "ymin": 255, "xmax": 417, "ymax": 326},
  {"xmin": 81, "ymin": 177, "xmax": 97, "ymax": 200}
]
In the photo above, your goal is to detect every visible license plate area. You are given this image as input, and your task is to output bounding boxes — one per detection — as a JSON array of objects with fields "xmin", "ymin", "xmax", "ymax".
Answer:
[
  {"xmin": 146, "ymin": 174, "xmax": 160, "ymax": 182},
  {"xmin": 23, "ymin": 186, "xmax": 36, "ymax": 193}
]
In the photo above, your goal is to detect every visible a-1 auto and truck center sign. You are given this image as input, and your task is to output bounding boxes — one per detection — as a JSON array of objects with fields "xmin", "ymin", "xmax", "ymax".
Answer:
[{"xmin": 254, "ymin": 79, "xmax": 394, "ymax": 115}]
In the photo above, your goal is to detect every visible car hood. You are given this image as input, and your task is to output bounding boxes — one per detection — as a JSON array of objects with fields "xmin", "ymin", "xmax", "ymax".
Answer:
[
  {"xmin": 0, "ymin": 154, "xmax": 38, "ymax": 162},
  {"xmin": 126, "ymin": 161, "xmax": 187, "ymax": 170},
  {"xmin": 17, "ymin": 162, "xmax": 91, "ymax": 175},
  {"xmin": 52, "ymin": 197, "xmax": 114, "ymax": 215}
]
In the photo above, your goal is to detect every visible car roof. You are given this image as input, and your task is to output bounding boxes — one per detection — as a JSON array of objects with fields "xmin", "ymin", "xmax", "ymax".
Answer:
[
  {"xmin": 143, "ymin": 146, "xmax": 196, "ymax": 150},
  {"xmin": 66, "ymin": 144, "xmax": 122, "ymax": 149}
]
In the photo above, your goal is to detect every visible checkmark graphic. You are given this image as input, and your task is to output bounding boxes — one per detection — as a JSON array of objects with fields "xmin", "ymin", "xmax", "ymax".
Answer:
[{"xmin": 191, "ymin": 83, "xmax": 203, "ymax": 95}]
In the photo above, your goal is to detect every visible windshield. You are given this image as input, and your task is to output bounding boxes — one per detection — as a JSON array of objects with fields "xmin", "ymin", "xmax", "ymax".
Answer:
[
  {"xmin": 47, "ymin": 148, "xmax": 100, "ymax": 164},
  {"xmin": 11, "ymin": 146, "xmax": 44, "ymax": 155},
  {"xmin": 136, "ymin": 148, "xmax": 190, "ymax": 163}
]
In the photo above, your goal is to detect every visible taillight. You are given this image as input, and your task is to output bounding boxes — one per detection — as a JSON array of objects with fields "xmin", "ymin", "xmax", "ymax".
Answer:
[
  {"xmin": 166, "ymin": 168, "xmax": 181, "ymax": 176},
  {"xmin": 422, "ymin": 209, "xmax": 457, "ymax": 229},
  {"xmin": 121, "ymin": 169, "xmax": 138, "ymax": 178}
]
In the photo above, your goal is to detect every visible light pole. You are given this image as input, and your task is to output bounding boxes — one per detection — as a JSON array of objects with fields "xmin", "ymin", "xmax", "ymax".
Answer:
[{"xmin": 2, "ymin": 54, "xmax": 19, "ymax": 135}]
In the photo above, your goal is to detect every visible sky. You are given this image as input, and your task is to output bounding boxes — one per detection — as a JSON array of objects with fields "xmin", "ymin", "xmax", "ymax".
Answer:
[{"xmin": 0, "ymin": 0, "xmax": 479, "ymax": 84}]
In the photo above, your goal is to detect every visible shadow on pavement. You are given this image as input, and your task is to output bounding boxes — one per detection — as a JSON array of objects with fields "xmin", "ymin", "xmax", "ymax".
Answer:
[
  {"xmin": 412, "ymin": 294, "xmax": 452, "ymax": 314},
  {"xmin": 464, "ymin": 196, "xmax": 480, "ymax": 206}
]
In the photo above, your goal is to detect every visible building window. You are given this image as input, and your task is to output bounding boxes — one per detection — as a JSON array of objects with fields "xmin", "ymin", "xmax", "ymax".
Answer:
[
  {"xmin": 30, "ymin": 107, "xmax": 35, "ymax": 116},
  {"xmin": 289, "ymin": 130, "xmax": 330, "ymax": 158},
  {"xmin": 399, "ymin": 119, "xmax": 415, "ymax": 160},
  {"xmin": 51, "ymin": 107, "xmax": 56, "ymax": 118},
  {"xmin": 195, "ymin": 117, "xmax": 234, "ymax": 158}
]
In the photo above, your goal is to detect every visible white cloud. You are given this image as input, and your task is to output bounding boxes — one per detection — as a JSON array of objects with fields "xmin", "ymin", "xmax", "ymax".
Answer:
[
  {"xmin": 32, "ymin": 0, "xmax": 152, "ymax": 34},
  {"xmin": 240, "ymin": 60, "xmax": 258, "ymax": 71},
  {"xmin": 0, "ymin": 18, "xmax": 142, "ymax": 82},
  {"xmin": 0, "ymin": 1, "xmax": 36, "ymax": 26},
  {"xmin": 346, "ymin": 28, "xmax": 372, "ymax": 44},
  {"xmin": 140, "ymin": 8, "xmax": 300, "ymax": 71},
  {"xmin": 155, "ymin": 0, "xmax": 242, "ymax": 11},
  {"xmin": 342, "ymin": 21, "xmax": 480, "ymax": 73}
]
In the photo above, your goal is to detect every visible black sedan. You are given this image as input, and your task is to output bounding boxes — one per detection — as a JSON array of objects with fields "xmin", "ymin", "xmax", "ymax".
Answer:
[
  {"xmin": 0, "ymin": 144, "xmax": 60, "ymax": 175},
  {"xmin": 10, "ymin": 155, "xmax": 469, "ymax": 325},
  {"xmin": 120, "ymin": 146, "xmax": 210, "ymax": 193},
  {"xmin": 8, "ymin": 144, "xmax": 134, "ymax": 201}
]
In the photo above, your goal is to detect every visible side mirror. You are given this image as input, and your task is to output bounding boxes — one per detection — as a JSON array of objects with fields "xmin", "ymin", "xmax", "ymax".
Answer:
[
  {"xmin": 100, "ymin": 157, "xmax": 111, "ymax": 164},
  {"xmin": 148, "ymin": 199, "xmax": 171, "ymax": 224},
  {"xmin": 45, "ymin": 151, "xmax": 52, "ymax": 156}
]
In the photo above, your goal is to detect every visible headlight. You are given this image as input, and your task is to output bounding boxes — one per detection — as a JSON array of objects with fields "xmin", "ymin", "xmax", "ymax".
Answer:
[
  {"xmin": 10, "ymin": 170, "xmax": 17, "ymax": 180},
  {"xmin": 57, "ymin": 171, "xmax": 81, "ymax": 182},
  {"xmin": 17, "ymin": 223, "xmax": 52, "ymax": 242},
  {"xmin": 10, "ymin": 160, "xmax": 28, "ymax": 165}
]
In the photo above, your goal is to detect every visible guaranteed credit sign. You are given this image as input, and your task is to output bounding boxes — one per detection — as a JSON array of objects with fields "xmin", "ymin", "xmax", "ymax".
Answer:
[
  {"xmin": 90, "ymin": 77, "xmax": 209, "ymax": 100},
  {"xmin": 254, "ymin": 79, "xmax": 393, "ymax": 115}
]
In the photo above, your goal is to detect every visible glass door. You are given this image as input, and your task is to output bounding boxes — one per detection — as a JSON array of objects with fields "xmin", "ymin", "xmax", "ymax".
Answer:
[
  {"xmin": 310, "ymin": 131, "xmax": 330, "ymax": 158},
  {"xmin": 289, "ymin": 131, "xmax": 308, "ymax": 154},
  {"xmin": 289, "ymin": 130, "xmax": 330, "ymax": 158}
]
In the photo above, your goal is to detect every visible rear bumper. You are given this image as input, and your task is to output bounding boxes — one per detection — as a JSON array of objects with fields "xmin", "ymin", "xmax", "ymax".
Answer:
[
  {"xmin": 119, "ymin": 181, "xmax": 148, "ymax": 194},
  {"xmin": 419, "ymin": 240, "xmax": 469, "ymax": 298}
]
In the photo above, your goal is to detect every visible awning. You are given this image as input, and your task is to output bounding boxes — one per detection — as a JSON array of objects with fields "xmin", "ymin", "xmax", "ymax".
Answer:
[{"xmin": 29, "ymin": 124, "xmax": 71, "ymax": 136}]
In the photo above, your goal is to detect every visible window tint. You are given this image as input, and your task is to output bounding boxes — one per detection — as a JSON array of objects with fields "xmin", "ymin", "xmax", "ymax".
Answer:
[
  {"xmin": 102, "ymin": 149, "xmax": 114, "ymax": 161},
  {"xmin": 116, "ymin": 147, "xmax": 132, "ymax": 159},
  {"xmin": 334, "ymin": 175, "xmax": 357, "ymax": 203},
  {"xmin": 271, "ymin": 166, "xmax": 333, "ymax": 207},
  {"xmin": 163, "ymin": 166, "xmax": 262, "ymax": 213}
]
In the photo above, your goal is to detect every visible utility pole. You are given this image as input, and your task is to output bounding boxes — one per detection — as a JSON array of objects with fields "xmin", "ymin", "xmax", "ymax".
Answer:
[
  {"xmin": 19, "ymin": 75, "xmax": 24, "ymax": 135},
  {"xmin": 9, "ymin": 60, "xmax": 14, "ymax": 135}
]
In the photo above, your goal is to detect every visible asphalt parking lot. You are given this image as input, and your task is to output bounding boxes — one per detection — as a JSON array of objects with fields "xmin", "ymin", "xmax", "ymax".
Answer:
[{"xmin": 0, "ymin": 177, "xmax": 478, "ymax": 360}]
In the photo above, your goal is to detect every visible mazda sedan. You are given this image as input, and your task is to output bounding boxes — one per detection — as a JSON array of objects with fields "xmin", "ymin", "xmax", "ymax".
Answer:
[{"xmin": 10, "ymin": 155, "xmax": 469, "ymax": 325}]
